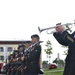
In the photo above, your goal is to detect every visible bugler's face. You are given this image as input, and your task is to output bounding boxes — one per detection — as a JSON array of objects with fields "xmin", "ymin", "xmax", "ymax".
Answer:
[{"xmin": 56, "ymin": 25, "xmax": 65, "ymax": 32}]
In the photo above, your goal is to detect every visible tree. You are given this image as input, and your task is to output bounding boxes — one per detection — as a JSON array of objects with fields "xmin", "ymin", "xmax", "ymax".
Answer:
[
  {"xmin": 61, "ymin": 45, "xmax": 68, "ymax": 55},
  {"xmin": 42, "ymin": 60, "xmax": 48, "ymax": 65},
  {"xmin": 65, "ymin": 23, "xmax": 72, "ymax": 33},
  {"xmin": 44, "ymin": 40, "xmax": 53, "ymax": 64},
  {"xmin": 53, "ymin": 58, "xmax": 58, "ymax": 64},
  {"xmin": 53, "ymin": 58, "xmax": 65, "ymax": 67}
]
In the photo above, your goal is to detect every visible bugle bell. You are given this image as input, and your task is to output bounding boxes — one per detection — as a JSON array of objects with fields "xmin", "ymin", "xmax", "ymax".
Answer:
[{"xmin": 38, "ymin": 26, "xmax": 55, "ymax": 33}]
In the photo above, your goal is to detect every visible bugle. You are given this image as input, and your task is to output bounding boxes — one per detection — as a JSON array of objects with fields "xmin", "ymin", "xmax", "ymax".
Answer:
[{"xmin": 38, "ymin": 22, "xmax": 75, "ymax": 34}]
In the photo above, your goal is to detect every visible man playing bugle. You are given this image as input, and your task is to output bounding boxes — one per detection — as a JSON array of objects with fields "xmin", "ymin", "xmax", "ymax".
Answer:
[{"xmin": 53, "ymin": 23, "xmax": 75, "ymax": 75}]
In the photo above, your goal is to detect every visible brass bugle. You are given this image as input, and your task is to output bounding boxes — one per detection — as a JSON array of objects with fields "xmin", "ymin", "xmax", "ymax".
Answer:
[{"xmin": 38, "ymin": 22, "xmax": 75, "ymax": 33}]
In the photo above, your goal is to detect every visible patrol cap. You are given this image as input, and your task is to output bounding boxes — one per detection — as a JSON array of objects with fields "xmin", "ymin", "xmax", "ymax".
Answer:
[{"xmin": 31, "ymin": 34, "xmax": 40, "ymax": 39}]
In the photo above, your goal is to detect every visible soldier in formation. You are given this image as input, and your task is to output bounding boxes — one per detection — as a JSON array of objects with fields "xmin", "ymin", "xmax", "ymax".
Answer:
[{"xmin": 6, "ymin": 34, "xmax": 44, "ymax": 75}]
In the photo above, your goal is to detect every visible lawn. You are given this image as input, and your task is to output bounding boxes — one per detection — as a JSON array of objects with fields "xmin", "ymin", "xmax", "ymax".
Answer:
[
  {"xmin": 44, "ymin": 68, "xmax": 64, "ymax": 75},
  {"xmin": 44, "ymin": 71, "xmax": 63, "ymax": 75}
]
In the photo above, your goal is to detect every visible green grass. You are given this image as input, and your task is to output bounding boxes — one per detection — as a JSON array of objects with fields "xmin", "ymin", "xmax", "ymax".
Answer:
[
  {"xmin": 44, "ymin": 68, "xmax": 64, "ymax": 71},
  {"xmin": 44, "ymin": 68, "xmax": 64, "ymax": 75},
  {"xmin": 44, "ymin": 71, "xmax": 63, "ymax": 75}
]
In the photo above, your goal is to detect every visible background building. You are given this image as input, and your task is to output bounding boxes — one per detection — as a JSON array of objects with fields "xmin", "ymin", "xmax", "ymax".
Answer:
[{"xmin": 0, "ymin": 40, "xmax": 26, "ymax": 63}]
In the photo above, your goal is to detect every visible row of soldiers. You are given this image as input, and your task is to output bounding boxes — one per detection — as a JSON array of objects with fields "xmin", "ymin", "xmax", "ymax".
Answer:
[
  {"xmin": 6, "ymin": 41, "xmax": 31, "ymax": 75},
  {"xmin": 6, "ymin": 34, "xmax": 44, "ymax": 75}
]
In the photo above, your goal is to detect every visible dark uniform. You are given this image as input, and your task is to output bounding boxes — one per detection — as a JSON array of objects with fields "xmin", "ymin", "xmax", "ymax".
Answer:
[
  {"xmin": 6, "ymin": 54, "xmax": 14, "ymax": 75},
  {"xmin": 20, "ymin": 41, "xmax": 32, "ymax": 75},
  {"xmin": 53, "ymin": 30, "xmax": 75, "ymax": 75},
  {"xmin": 24, "ymin": 34, "xmax": 42, "ymax": 75},
  {"xmin": 10, "ymin": 50, "xmax": 19, "ymax": 75},
  {"xmin": 15, "ymin": 44, "xmax": 25, "ymax": 75}
]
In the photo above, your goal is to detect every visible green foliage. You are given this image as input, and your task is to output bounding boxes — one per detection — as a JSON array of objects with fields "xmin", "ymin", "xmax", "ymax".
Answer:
[
  {"xmin": 44, "ymin": 40, "xmax": 53, "ymax": 63},
  {"xmin": 66, "ymin": 25, "xmax": 72, "ymax": 32},
  {"xmin": 42, "ymin": 60, "xmax": 48, "ymax": 65},
  {"xmin": 59, "ymin": 60, "xmax": 64, "ymax": 65},
  {"xmin": 63, "ymin": 50, "xmax": 68, "ymax": 55},
  {"xmin": 53, "ymin": 58, "xmax": 64, "ymax": 65},
  {"xmin": 53, "ymin": 58, "xmax": 57, "ymax": 64},
  {"xmin": 45, "ymin": 40, "xmax": 52, "ymax": 55},
  {"xmin": 61, "ymin": 45, "xmax": 68, "ymax": 55}
]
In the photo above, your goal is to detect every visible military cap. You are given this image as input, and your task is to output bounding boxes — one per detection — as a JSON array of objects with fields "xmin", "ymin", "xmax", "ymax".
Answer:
[
  {"xmin": 14, "ymin": 50, "xmax": 18, "ymax": 52},
  {"xmin": 56, "ymin": 23, "xmax": 61, "ymax": 25},
  {"xmin": 18, "ymin": 44, "xmax": 25, "ymax": 50},
  {"xmin": 31, "ymin": 34, "xmax": 40, "ymax": 39},
  {"xmin": 25, "ymin": 41, "xmax": 31, "ymax": 43}
]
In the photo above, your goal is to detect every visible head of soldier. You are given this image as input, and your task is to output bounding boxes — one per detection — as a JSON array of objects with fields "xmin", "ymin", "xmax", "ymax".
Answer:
[
  {"xmin": 25, "ymin": 41, "xmax": 31, "ymax": 48},
  {"xmin": 18, "ymin": 45, "xmax": 24, "ymax": 52},
  {"xmin": 10, "ymin": 54, "xmax": 13, "ymax": 59},
  {"xmin": 31, "ymin": 34, "xmax": 40, "ymax": 44},
  {"xmin": 55, "ymin": 23, "xmax": 65, "ymax": 33},
  {"xmin": 13, "ymin": 50, "xmax": 18, "ymax": 55}
]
